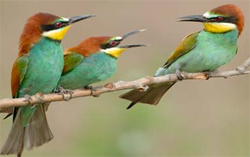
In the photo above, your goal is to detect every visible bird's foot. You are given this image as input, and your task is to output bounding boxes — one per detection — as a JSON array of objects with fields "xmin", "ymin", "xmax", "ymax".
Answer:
[
  {"xmin": 23, "ymin": 94, "xmax": 32, "ymax": 104},
  {"xmin": 204, "ymin": 72, "xmax": 212, "ymax": 80},
  {"xmin": 134, "ymin": 83, "xmax": 148, "ymax": 92},
  {"xmin": 55, "ymin": 86, "xmax": 74, "ymax": 101},
  {"xmin": 203, "ymin": 70, "xmax": 220, "ymax": 79},
  {"xmin": 31, "ymin": 92, "xmax": 45, "ymax": 109},
  {"xmin": 84, "ymin": 86, "xmax": 99, "ymax": 97},
  {"xmin": 23, "ymin": 94, "xmax": 37, "ymax": 109},
  {"xmin": 176, "ymin": 69, "xmax": 186, "ymax": 81},
  {"xmin": 84, "ymin": 85, "xmax": 94, "ymax": 91}
]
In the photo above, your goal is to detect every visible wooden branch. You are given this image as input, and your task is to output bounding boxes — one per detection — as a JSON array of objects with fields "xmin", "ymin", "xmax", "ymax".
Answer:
[{"xmin": 0, "ymin": 57, "xmax": 249, "ymax": 111}]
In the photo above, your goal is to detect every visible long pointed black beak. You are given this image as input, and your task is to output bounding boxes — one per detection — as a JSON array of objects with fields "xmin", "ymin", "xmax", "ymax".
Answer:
[
  {"xmin": 119, "ymin": 44, "xmax": 150, "ymax": 49},
  {"xmin": 122, "ymin": 29, "xmax": 146, "ymax": 40},
  {"xmin": 179, "ymin": 15, "xmax": 208, "ymax": 22},
  {"xmin": 69, "ymin": 14, "xmax": 96, "ymax": 24}
]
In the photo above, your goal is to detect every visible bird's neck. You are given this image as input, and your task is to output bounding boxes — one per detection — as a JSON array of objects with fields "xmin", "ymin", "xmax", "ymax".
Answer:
[
  {"xmin": 19, "ymin": 35, "xmax": 61, "ymax": 57},
  {"xmin": 29, "ymin": 37, "xmax": 62, "ymax": 55}
]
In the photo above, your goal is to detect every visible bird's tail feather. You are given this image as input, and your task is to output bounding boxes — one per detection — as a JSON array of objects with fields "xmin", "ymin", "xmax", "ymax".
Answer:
[
  {"xmin": 120, "ymin": 82, "xmax": 176, "ymax": 109},
  {"xmin": 1, "ymin": 104, "xmax": 54, "ymax": 156},
  {"xmin": 0, "ymin": 109, "xmax": 24, "ymax": 156},
  {"xmin": 24, "ymin": 104, "xmax": 54, "ymax": 150}
]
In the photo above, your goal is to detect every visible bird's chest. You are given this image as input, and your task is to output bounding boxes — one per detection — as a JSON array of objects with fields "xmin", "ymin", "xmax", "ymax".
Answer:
[
  {"xmin": 181, "ymin": 31, "xmax": 238, "ymax": 72},
  {"xmin": 78, "ymin": 52, "xmax": 117, "ymax": 83},
  {"xmin": 19, "ymin": 39, "xmax": 64, "ymax": 96}
]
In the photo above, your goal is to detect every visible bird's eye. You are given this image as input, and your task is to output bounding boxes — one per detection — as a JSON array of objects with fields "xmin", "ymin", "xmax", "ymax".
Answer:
[
  {"xmin": 215, "ymin": 16, "xmax": 223, "ymax": 21},
  {"xmin": 55, "ymin": 22, "xmax": 62, "ymax": 28},
  {"xmin": 109, "ymin": 41, "xmax": 118, "ymax": 46}
]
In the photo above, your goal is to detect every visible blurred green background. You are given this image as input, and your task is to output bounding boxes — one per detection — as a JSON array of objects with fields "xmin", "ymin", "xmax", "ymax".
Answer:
[{"xmin": 0, "ymin": 0, "xmax": 249, "ymax": 156}]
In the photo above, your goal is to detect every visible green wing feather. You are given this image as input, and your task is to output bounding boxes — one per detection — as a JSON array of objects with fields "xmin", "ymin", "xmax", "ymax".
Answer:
[
  {"xmin": 62, "ymin": 52, "xmax": 84, "ymax": 74},
  {"xmin": 163, "ymin": 32, "xmax": 199, "ymax": 68}
]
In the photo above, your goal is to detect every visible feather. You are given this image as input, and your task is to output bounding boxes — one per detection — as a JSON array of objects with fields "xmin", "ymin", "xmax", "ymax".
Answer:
[
  {"xmin": 0, "ymin": 105, "xmax": 53, "ymax": 156},
  {"xmin": 120, "ymin": 82, "xmax": 176, "ymax": 109},
  {"xmin": 163, "ymin": 32, "xmax": 199, "ymax": 68}
]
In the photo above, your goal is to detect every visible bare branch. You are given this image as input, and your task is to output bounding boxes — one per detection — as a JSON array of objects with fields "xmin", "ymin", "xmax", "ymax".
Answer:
[{"xmin": 0, "ymin": 57, "xmax": 249, "ymax": 111}]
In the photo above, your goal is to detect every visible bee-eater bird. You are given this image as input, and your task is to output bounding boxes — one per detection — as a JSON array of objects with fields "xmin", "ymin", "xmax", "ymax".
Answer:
[
  {"xmin": 57, "ymin": 29, "xmax": 148, "ymax": 90},
  {"xmin": 1, "ymin": 13, "xmax": 95, "ymax": 157},
  {"xmin": 120, "ymin": 4, "xmax": 244, "ymax": 109}
]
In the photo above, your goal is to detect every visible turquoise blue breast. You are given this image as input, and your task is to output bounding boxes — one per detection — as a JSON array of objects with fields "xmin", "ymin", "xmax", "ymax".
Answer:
[
  {"xmin": 18, "ymin": 37, "xmax": 64, "ymax": 97},
  {"xmin": 59, "ymin": 52, "xmax": 117, "ymax": 89}
]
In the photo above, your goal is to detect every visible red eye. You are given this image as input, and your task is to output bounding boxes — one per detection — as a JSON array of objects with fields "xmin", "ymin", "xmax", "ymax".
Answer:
[
  {"xmin": 109, "ymin": 41, "xmax": 117, "ymax": 46},
  {"xmin": 215, "ymin": 16, "xmax": 223, "ymax": 21},
  {"xmin": 55, "ymin": 22, "xmax": 62, "ymax": 28}
]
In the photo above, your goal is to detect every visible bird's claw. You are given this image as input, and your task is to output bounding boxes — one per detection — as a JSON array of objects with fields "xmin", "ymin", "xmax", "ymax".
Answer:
[
  {"xmin": 84, "ymin": 85, "xmax": 94, "ymax": 90},
  {"xmin": 23, "ymin": 94, "xmax": 37, "ymax": 109},
  {"xmin": 84, "ymin": 86, "xmax": 99, "ymax": 97},
  {"xmin": 204, "ymin": 72, "xmax": 212, "ymax": 80},
  {"xmin": 55, "ymin": 86, "xmax": 74, "ymax": 101},
  {"xmin": 23, "ymin": 94, "xmax": 32, "ymax": 103},
  {"xmin": 176, "ymin": 69, "xmax": 185, "ymax": 81},
  {"xmin": 136, "ymin": 83, "xmax": 149, "ymax": 92},
  {"xmin": 204, "ymin": 70, "xmax": 220, "ymax": 79}
]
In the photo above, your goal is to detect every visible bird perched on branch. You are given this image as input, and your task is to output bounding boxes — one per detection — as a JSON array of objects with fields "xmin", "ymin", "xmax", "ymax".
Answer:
[
  {"xmin": 1, "ymin": 13, "xmax": 95, "ymax": 157},
  {"xmin": 120, "ymin": 4, "xmax": 244, "ymax": 109},
  {"xmin": 57, "ymin": 29, "xmax": 148, "ymax": 90}
]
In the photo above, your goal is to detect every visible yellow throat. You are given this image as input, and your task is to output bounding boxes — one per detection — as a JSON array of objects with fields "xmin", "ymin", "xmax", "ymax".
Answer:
[
  {"xmin": 103, "ymin": 47, "xmax": 127, "ymax": 58},
  {"xmin": 42, "ymin": 25, "xmax": 71, "ymax": 40},
  {"xmin": 203, "ymin": 22, "xmax": 236, "ymax": 33}
]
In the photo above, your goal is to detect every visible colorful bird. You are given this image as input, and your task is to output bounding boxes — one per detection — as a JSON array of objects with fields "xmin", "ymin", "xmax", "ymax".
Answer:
[
  {"xmin": 1, "ymin": 13, "xmax": 95, "ymax": 156},
  {"xmin": 120, "ymin": 4, "xmax": 244, "ymax": 109},
  {"xmin": 57, "ymin": 29, "xmax": 148, "ymax": 90}
]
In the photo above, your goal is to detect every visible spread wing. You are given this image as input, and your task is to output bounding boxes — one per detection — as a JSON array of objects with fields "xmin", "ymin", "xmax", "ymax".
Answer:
[
  {"xmin": 163, "ymin": 32, "xmax": 199, "ymax": 68},
  {"xmin": 62, "ymin": 52, "xmax": 84, "ymax": 75},
  {"xmin": 11, "ymin": 55, "xmax": 29, "ymax": 98}
]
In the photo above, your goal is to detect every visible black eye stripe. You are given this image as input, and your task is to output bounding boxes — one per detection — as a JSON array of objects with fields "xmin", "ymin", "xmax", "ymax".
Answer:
[
  {"xmin": 41, "ymin": 22, "xmax": 68, "ymax": 32},
  {"xmin": 100, "ymin": 40, "xmax": 121, "ymax": 49},
  {"xmin": 208, "ymin": 16, "xmax": 237, "ymax": 24}
]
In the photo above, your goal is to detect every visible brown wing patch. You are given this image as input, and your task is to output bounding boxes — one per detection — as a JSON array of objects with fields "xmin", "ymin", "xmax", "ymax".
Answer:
[{"xmin": 11, "ymin": 55, "xmax": 29, "ymax": 98}]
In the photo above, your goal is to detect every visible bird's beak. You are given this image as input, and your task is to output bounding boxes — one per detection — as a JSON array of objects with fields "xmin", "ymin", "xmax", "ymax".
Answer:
[
  {"xmin": 69, "ymin": 14, "xmax": 96, "ymax": 24},
  {"xmin": 103, "ymin": 30, "xmax": 148, "ymax": 58},
  {"xmin": 104, "ymin": 44, "xmax": 149, "ymax": 58},
  {"xmin": 179, "ymin": 15, "xmax": 208, "ymax": 22},
  {"xmin": 121, "ymin": 29, "xmax": 146, "ymax": 40},
  {"xmin": 118, "ymin": 44, "xmax": 150, "ymax": 49}
]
